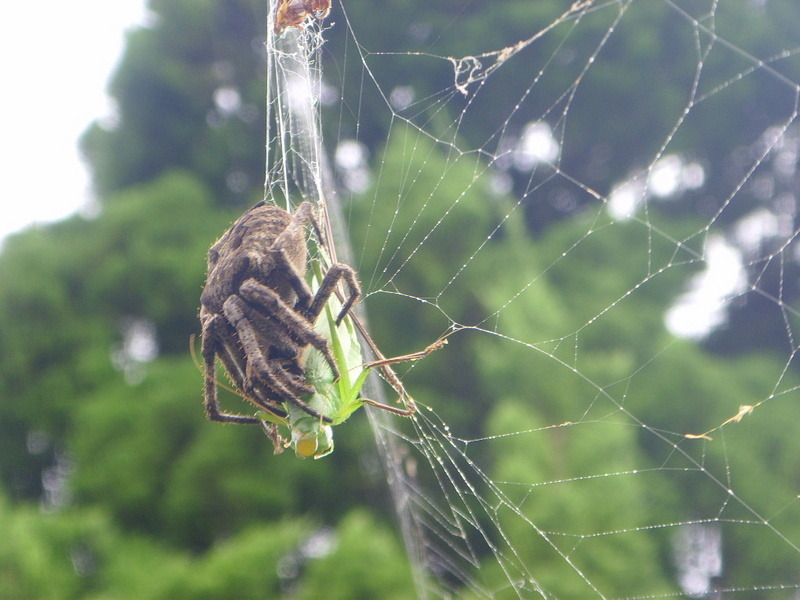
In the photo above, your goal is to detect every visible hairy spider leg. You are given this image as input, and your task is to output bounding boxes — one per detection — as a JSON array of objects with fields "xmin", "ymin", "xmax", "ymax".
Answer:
[
  {"xmin": 202, "ymin": 315, "xmax": 287, "ymax": 452},
  {"xmin": 222, "ymin": 297, "xmax": 315, "ymax": 403},
  {"xmin": 223, "ymin": 295, "xmax": 313, "ymax": 401},
  {"xmin": 267, "ymin": 201, "xmax": 356, "ymax": 317},
  {"xmin": 238, "ymin": 278, "xmax": 341, "ymax": 379},
  {"xmin": 304, "ymin": 262, "xmax": 361, "ymax": 326},
  {"xmin": 233, "ymin": 294, "xmax": 307, "ymax": 365},
  {"xmin": 200, "ymin": 315, "xmax": 261, "ymax": 425},
  {"xmin": 263, "ymin": 201, "xmax": 320, "ymax": 308},
  {"xmin": 292, "ymin": 201, "xmax": 326, "ymax": 242},
  {"xmin": 205, "ymin": 317, "xmax": 247, "ymax": 390},
  {"xmin": 203, "ymin": 314, "xmax": 291, "ymax": 419},
  {"xmin": 282, "ymin": 203, "xmax": 360, "ymax": 325},
  {"xmin": 223, "ymin": 295, "xmax": 334, "ymax": 423},
  {"xmin": 266, "ymin": 246, "xmax": 314, "ymax": 311},
  {"xmin": 204, "ymin": 316, "xmax": 290, "ymax": 419}
]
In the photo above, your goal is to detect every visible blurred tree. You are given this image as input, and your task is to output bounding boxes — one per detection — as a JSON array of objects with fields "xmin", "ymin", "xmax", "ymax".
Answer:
[
  {"xmin": 81, "ymin": 0, "xmax": 268, "ymax": 206},
  {"xmin": 1, "ymin": 0, "xmax": 798, "ymax": 597},
  {"xmin": 481, "ymin": 401, "xmax": 673, "ymax": 599},
  {"xmin": 79, "ymin": 0, "xmax": 800, "ymax": 356},
  {"xmin": 295, "ymin": 510, "xmax": 417, "ymax": 600},
  {"xmin": 351, "ymin": 126, "xmax": 800, "ymax": 596},
  {"xmin": 328, "ymin": 0, "xmax": 800, "ymax": 359}
]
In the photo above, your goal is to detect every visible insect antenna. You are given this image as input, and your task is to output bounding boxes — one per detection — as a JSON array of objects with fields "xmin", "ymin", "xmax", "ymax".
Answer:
[
  {"xmin": 360, "ymin": 398, "xmax": 416, "ymax": 417},
  {"xmin": 362, "ymin": 336, "xmax": 449, "ymax": 370}
]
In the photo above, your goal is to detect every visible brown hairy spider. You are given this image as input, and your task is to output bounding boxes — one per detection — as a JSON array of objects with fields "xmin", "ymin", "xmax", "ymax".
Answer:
[
  {"xmin": 199, "ymin": 201, "xmax": 359, "ymax": 440},
  {"xmin": 274, "ymin": 0, "xmax": 331, "ymax": 34}
]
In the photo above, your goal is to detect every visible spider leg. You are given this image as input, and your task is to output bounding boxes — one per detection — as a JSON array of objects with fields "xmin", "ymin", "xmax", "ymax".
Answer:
[
  {"xmin": 200, "ymin": 315, "xmax": 260, "ymax": 425},
  {"xmin": 280, "ymin": 201, "xmax": 361, "ymax": 325},
  {"xmin": 234, "ymin": 297, "xmax": 304, "ymax": 364},
  {"xmin": 304, "ymin": 262, "xmax": 361, "ymax": 326},
  {"xmin": 222, "ymin": 297, "xmax": 309, "ymax": 399},
  {"xmin": 238, "ymin": 279, "xmax": 341, "ymax": 379},
  {"xmin": 282, "ymin": 201, "xmax": 323, "ymax": 244},
  {"xmin": 204, "ymin": 315, "xmax": 289, "ymax": 419},
  {"xmin": 267, "ymin": 201, "xmax": 320, "ymax": 310},
  {"xmin": 271, "ymin": 247, "xmax": 314, "ymax": 311},
  {"xmin": 222, "ymin": 295, "xmax": 312, "ymax": 399},
  {"xmin": 223, "ymin": 296, "xmax": 333, "ymax": 423}
]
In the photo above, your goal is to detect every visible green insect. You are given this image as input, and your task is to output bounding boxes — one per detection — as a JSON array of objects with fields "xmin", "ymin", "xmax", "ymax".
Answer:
[
  {"xmin": 257, "ymin": 258, "xmax": 439, "ymax": 459},
  {"xmin": 256, "ymin": 261, "xmax": 370, "ymax": 458},
  {"xmin": 199, "ymin": 201, "xmax": 442, "ymax": 459}
]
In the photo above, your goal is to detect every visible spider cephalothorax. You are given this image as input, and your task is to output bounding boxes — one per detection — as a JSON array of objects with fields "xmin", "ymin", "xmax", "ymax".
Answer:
[{"xmin": 199, "ymin": 201, "xmax": 359, "ymax": 448}]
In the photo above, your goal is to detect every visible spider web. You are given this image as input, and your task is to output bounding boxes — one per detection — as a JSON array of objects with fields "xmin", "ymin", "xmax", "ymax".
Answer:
[{"xmin": 265, "ymin": 1, "xmax": 800, "ymax": 599}]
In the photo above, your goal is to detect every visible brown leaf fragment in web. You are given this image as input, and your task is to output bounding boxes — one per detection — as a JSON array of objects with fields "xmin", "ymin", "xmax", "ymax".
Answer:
[
  {"xmin": 274, "ymin": 0, "xmax": 331, "ymax": 35},
  {"xmin": 684, "ymin": 404, "xmax": 757, "ymax": 441}
]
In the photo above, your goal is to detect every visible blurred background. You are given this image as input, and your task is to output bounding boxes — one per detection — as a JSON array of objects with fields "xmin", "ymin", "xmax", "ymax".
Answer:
[{"xmin": 1, "ymin": 0, "xmax": 799, "ymax": 598}]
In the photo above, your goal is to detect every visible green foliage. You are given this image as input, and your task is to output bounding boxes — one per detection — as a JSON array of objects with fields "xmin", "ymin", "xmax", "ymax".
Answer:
[
  {"xmin": 81, "ymin": 0, "xmax": 268, "ymax": 202},
  {"xmin": 295, "ymin": 510, "xmax": 416, "ymax": 600},
  {"xmin": 350, "ymin": 125, "xmax": 800, "ymax": 595},
  {"xmin": 69, "ymin": 357, "xmax": 204, "ymax": 535},
  {"xmin": 483, "ymin": 401, "xmax": 673, "ymax": 599},
  {"xmin": 139, "ymin": 520, "xmax": 310, "ymax": 600},
  {"xmin": 0, "ymin": 495, "xmax": 105, "ymax": 600},
  {"xmin": 0, "ymin": 489, "xmax": 314, "ymax": 600},
  {"xmin": 2, "ymin": 0, "xmax": 799, "ymax": 598},
  {"xmin": 0, "ymin": 170, "xmax": 231, "ymax": 499},
  {"xmin": 4, "ymin": 124, "xmax": 799, "ymax": 597}
]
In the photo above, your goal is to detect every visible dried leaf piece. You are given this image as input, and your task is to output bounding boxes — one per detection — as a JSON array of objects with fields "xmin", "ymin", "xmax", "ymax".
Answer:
[{"xmin": 274, "ymin": 0, "xmax": 331, "ymax": 35}]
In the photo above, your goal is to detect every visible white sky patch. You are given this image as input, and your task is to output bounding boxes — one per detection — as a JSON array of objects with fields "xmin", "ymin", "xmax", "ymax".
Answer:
[
  {"xmin": 673, "ymin": 524, "xmax": 723, "ymax": 598},
  {"xmin": 608, "ymin": 154, "xmax": 706, "ymax": 221},
  {"xmin": 1, "ymin": 1, "xmax": 148, "ymax": 244},
  {"xmin": 649, "ymin": 154, "xmax": 683, "ymax": 198},
  {"xmin": 514, "ymin": 121, "xmax": 560, "ymax": 170},
  {"xmin": 488, "ymin": 170, "xmax": 514, "ymax": 197},
  {"xmin": 608, "ymin": 179, "xmax": 646, "ymax": 221},
  {"xmin": 213, "ymin": 86, "xmax": 243, "ymax": 115},
  {"xmin": 734, "ymin": 208, "xmax": 781, "ymax": 253},
  {"xmin": 681, "ymin": 161, "xmax": 706, "ymax": 190},
  {"xmin": 111, "ymin": 317, "xmax": 159, "ymax": 385},
  {"xmin": 319, "ymin": 80, "xmax": 339, "ymax": 107},
  {"xmin": 666, "ymin": 235, "xmax": 748, "ymax": 339},
  {"xmin": 335, "ymin": 139, "xmax": 371, "ymax": 194},
  {"xmin": 389, "ymin": 85, "xmax": 415, "ymax": 111}
]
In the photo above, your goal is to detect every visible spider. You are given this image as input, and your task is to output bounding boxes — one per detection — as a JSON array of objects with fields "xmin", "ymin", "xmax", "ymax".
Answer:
[
  {"xmin": 199, "ymin": 200, "xmax": 360, "ymax": 446},
  {"xmin": 273, "ymin": 0, "xmax": 331, "ymax": 35}
]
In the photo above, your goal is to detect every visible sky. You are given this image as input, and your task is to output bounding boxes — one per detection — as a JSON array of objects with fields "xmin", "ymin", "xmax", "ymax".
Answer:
[{"xmin": 1, "ymin": 1, "xmax": 148, "ymax": 244}]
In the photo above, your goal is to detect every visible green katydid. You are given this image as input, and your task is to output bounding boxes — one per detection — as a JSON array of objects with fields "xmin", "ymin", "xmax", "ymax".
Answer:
[{"xmin": 256, "ymin": 256, "xmax": 445, "ymax": 459}]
